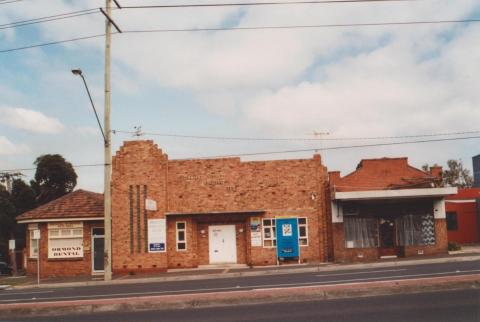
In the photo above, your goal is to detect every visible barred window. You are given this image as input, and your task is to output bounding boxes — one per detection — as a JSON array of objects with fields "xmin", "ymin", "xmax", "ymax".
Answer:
[
  {"xmin": 262, "ymin": 219, "xmax": 277, "ymax": 247},
  {"xmin": 176, "ymin": 222, "xmax": 187, "ymax": 251},
  {"xmin": 298, "ymin": 218, "xmax": 308, "ymax": 246}
]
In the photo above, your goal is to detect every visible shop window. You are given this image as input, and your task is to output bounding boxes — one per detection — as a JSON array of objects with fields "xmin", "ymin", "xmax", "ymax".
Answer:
[
  {"xmin": 48, "ymin": 222, "xmax": 84, "ymax": 259},
  {"xmin": 28, "ymin": 225, "xmax": 38, "ymax": 258},
  {"xmin": 396, "ymin": 214, "xmax": 435, "ymax": 246},
  {"xmin": 263, "ymin": 219, "xmax": 277, "ymax": 247},
  {"xmin": 446, "ymin": 212, "xmax": 458, "ymax": 231},
  {"xmin": 298, "ymin": 218, "xmax": 308, "ymax": 246},
  {"xmin": 344, "ymin": 217, "xmax": 379, "ymax": 248},
  {"xmin": 176, "ymin": 221, "xmax": 187, "ymax": 251}
]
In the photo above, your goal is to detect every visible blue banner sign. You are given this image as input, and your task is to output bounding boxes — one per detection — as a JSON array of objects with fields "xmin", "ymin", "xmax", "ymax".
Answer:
[{"xmin": 275, "ymin": 217, "xmax": 299, "ymax": 259}]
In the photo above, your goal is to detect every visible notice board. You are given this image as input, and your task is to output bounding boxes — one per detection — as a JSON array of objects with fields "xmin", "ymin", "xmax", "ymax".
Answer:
[{"xmin": 148, "ymin": 219, "xmax": 166, "ymax": 252}]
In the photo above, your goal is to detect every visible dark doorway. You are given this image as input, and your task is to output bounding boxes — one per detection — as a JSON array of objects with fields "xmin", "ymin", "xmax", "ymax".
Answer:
[
  {"xmin": 92, "ymin": 228, "xmax": 105, "ymax": 273},
  {"xmin": 379, "ymin": 218, "xmax": 396, "ymax": 257}
]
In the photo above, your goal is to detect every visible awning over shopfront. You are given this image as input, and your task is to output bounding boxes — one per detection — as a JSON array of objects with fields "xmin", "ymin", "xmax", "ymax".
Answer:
[{"xmin": 334, "ymin": 187, "xmax": 457, "ymax": 201}]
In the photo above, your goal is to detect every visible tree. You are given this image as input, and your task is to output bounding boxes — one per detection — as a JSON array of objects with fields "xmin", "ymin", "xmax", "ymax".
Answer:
[
  {"xmin": 31, "ymin": 154, "xmax": 77, "ymax": 205},
  {"xmin": 0, "ymin": 185, "xmax": 16, "ymax": 260},
  {"xmin": 11, "ymin": 179, "xmax": 37, "ymax": 215},
  {"xmin": 443, "ymin": 159, "xmax": 473, "ymax": 188}
]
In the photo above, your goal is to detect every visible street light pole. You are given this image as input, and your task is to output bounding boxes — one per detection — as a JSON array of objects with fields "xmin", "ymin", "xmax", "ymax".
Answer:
[{"xmin": 103, "ymin": 0, "xmax": 113, "ymax": 281}]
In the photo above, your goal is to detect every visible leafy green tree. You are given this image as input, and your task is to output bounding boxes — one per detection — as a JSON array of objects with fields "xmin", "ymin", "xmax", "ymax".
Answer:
[
  {"xmin": 11, "ymin": 179, "xmax": 37, "ymax": 215},
  {"xmin": 422, "ymin": 159, "xmax": 473, "ymax": 188},
  {"xmin": 31, "ymin": 154, "xmax": 77, "ymax": 205},
  {"xmin": 443, "ymin": 159, "xmax": 473, "ymax": 188},
  {"xmin": 0, "ymin": 186, "xmax": 16, "ymax": 259}
]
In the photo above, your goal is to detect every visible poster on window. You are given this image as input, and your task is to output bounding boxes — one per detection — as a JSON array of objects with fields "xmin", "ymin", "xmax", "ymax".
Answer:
[
  {"xmin": 148, "ymin": 219, "xmax": 166, "ymax": 252},
  {"xmin": 251, "ymin": 231, "xmax": 262, "ymax": 247}
]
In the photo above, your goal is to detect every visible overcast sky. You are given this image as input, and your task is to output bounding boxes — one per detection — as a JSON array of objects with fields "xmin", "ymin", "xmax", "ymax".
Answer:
[{"xmin": 1, "ymin": 0, "xmax": 479, "ymax": 192}]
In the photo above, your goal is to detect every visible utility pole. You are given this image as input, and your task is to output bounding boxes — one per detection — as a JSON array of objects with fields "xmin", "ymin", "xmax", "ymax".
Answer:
[{"xmin": 104, "ymin": 0, "xmax": 113, "ymax": 281}]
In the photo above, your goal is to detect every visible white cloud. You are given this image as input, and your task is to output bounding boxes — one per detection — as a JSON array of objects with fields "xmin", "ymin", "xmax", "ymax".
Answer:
[
  {"xmin": 0, "ymin": 107, "xmax": 65, "ymax": 134},
  {"xmin": 0, "ymin": 136, "xmax": 30, "ymax": 155}
]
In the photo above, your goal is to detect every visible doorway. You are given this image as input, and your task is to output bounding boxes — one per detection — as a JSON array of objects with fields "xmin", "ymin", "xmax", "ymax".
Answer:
[
  {"xmin": 379, "ymin": 218, "xmax": 396, "ymax": 257},
  {"xmin": 208, "ymin": 225, "xmax": 237, "ymax": 264},
  {"xmin": 92, "ymin": 228, "xmax": 105, "ymax": 274}
]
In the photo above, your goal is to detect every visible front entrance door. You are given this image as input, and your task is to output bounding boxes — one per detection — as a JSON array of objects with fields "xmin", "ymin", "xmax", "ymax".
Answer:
[
  {"xmin": 379, "ymin": 218, "xmax": 396, "ymax": 257},
  {"xmin": 92, "ymin": 228, "xmax": 105, "ymax": 273},
  {"xmin": 208, "ymin": 225, "xmax": 237, "ymax": 264}
]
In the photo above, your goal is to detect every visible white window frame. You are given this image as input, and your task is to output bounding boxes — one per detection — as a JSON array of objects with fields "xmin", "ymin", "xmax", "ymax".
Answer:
[
  {"xmin": 262, "ymin": 219, "xmax": 277, "ymax": 248},
  {"xmin": 176, "ymin": 221, "xmax": 187, "ymax": 251},
  {"xmin": 298, "ymin": 217, "xmax": 309, "ymax": 247},
  {"xmin": 28, "ymin": 225, "xmax": 39, "ymax": 259}
]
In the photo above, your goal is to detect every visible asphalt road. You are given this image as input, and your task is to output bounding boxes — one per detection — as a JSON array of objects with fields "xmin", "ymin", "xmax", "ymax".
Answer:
[
  {"xmin": 4, "ymin": 288, "xmax": 480, "ymax": 322},
  {"xmin": 0, "ymin": 259, "xmax": 478, "ymax": 304}
]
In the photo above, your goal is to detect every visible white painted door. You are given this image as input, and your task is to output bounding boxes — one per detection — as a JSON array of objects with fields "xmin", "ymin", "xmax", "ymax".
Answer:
[{"xmin": 208, "ymin": 225, "xmax": 237, "ymax": 264}]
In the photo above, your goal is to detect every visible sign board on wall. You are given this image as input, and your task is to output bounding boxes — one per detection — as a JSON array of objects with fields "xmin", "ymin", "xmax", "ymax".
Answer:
[
  {"xmin": 148, "ymin": 219, "xmax": 166, "ymax": 252},
  {"xmin": 250, "ymin": 217, "xmax": 261, "ymax": 231},
  {"xmin": 8, "ymin": 240, "xmax": 15, "ymax": 250},
  {"xmin": 275, "ymin": 217, "xmax": 299, "ymax": 259},
  {"xmin": 251, "ymin": 231, "xmax": 262, "ymax": 247},
  {"xmin": 48, "ymin": 239, "xmax": 84, "ymax": 258},
  {"xmin": 145, "ymin": 199, "xmax": 157, "ymax": 211}
]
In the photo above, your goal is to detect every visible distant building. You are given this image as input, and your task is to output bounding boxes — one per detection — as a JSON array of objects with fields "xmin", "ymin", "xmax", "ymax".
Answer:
[
  {"xmin": 473, "ymin": 154, "xmax": 480, "ymax": 188},
  {"xmin": 445, "ymin": 188, "xmax": 480, "ymax": 244}
]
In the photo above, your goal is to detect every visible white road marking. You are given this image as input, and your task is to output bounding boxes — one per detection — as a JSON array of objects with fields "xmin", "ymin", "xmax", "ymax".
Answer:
[
  {"xmin": 1, "ymin": 269, "xmax": 478, "ymax": 304},
  {"xmin": 0, "ymin": 290, "xmax": 53, "ymax": 297},
  {"xmin": 316, "ymin": 269, "xmax": 407, "ymax": 277}
]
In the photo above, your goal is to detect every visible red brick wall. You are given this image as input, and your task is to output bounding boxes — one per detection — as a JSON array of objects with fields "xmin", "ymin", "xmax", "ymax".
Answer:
[
  {"xmin": 446, "ymin": 201, "xmax": 479, "ymax": 244},
  {"xmin": 111, "ymin": 140, "xmax": 329, "ymax": 273},
  {"xmin": 25, "ymin": 221, "xmax": 103, "ymax": 278}
]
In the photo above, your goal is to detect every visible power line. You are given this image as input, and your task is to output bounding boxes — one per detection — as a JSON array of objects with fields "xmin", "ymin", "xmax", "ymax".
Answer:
[
  {"xmin": 120, "ymin": 0, "xmax": 415, "ymax": 9},
  {"xmin": 2, "ymin": 18, "xmax": 479, "ymax": 54},
  {"xmin": 2, "ymin": 135, "xmax": 477, "ymax": 172},
  {"xmin": 124, "ymin": 18, "xmax": 480, "ymax": 34},
  {"xmin": 187, "ymin": 135, "xmax": 480, "ymax": 159},
  {"xmin": 112, "ymin": 129, "xmax": 480, "ymax": 142},
  {"xmin": 0, "ymin": 33, "xmax": 108, "ymax": 53},
  {"xmin": 0, "ymin": 9, "xmax": 100, "ymax": 31},
  {"xmin": 0, "ymin": 0, "xmax": 412, "ymax": 31},
  {"xmin": 0, "ymin": 0, "xmax": 24, "ymax": 5},
  {"xmin": 0, "ymin": 163, "xmax": 107, "ymax": 173}
]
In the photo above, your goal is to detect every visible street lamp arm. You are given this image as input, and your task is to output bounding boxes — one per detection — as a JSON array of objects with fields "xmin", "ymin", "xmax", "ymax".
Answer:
[{"xmin": 79, "ymin": 74, "xmax": 107, "ymax": 145}]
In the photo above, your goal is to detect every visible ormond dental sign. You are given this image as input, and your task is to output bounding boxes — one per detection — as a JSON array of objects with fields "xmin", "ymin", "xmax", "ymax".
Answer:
[{"xmin": 49, "ymin": 246, "xmax": 83, "ymax": 258}]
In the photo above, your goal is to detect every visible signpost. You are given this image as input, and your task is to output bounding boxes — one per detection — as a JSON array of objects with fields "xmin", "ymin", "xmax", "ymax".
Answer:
[
  {"xmin": 275, "ymin": 217, "xmax": 299, "ymax": 264},
  {"xmin": 8, "ymin": 239, "xmax": 16, "ymax": 276}
]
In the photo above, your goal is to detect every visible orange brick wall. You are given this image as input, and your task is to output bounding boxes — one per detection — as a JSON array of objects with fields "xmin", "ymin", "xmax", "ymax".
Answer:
[{"xmin": 111, "ymin": 140, "xmax": 329, "ymax": 273}]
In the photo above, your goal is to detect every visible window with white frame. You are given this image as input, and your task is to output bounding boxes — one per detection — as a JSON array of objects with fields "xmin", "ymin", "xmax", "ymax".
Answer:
[
  {"xmin": 262, "ymin": 219, "xmax": 276, "ymax": 247},
  {"xmin": 176, "ymin": 221, "xmax": 187, "ymax": 251},
  {"xmin": 47, "ymin": 222, "xmax": 84, "ymax": 258},
  {"xmin": 298, "ymin": 218, "xmax": 308, "ymax": 246},
  {"xmin": 28, "ymin": 224, "xmax": 39, "ymax": 258}
]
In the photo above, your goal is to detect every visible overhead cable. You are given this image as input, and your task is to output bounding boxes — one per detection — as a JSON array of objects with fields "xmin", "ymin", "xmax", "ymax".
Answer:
[{"xmin": 2, "ymin": 18, "xmax": 479, "ymax": 54}]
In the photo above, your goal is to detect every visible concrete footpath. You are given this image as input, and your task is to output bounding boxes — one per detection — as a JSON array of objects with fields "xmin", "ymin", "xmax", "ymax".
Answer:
[
  {"xmin": 0, "ymin": 273, "xmax": 478, "ymax": 318},
  {"xmin": 3, "ymin": 252, "xmax": 479, "ymax": 290}
]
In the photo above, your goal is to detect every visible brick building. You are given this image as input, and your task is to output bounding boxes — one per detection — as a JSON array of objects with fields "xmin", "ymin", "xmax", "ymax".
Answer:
[
  {"xmin": 16, "ymin": 190, "xmax": 104, "ymax": 278},
  {"xmin": 329, "ymin": 158, "xmax": 456, "ymax": 262},
  {"xmin": 111, "ymin": 140, "xmax": 330, "ymax": 274},
  {"xmin": 445, "ymin": 188, "xmax": 480, "ymax": 244}
]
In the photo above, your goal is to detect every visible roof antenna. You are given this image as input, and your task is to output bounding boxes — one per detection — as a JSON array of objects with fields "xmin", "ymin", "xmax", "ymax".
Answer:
[{"xmin": 133, "ymin": 126, "xmax": 144, "ymax": 139}]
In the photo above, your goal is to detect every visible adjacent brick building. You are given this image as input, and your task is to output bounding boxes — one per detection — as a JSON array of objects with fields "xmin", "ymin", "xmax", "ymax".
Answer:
[
  {"xmin": 445, "ymin": 188, "xmax": 480, "ymax": 244},
  {"xmin": 16, "ymin": 190, "xmax": 104, "ymax": 278},
  {"xmin": 329, "ymin": 158, "xmax": 456, "ymax": 262}
]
